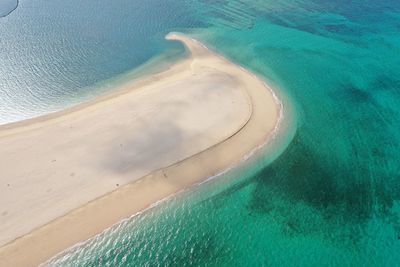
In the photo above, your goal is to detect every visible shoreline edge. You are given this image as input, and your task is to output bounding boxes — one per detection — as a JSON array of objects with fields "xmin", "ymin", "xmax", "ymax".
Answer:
[{"xmin": 0, "ymin": 33, "xmax": 283, "ymax": 267}]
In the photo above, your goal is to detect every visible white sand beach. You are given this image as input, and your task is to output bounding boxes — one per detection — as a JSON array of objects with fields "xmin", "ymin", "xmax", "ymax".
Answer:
[{"xmin": 0, "ymin": 33, "xmax": 281, "ymax": 266}]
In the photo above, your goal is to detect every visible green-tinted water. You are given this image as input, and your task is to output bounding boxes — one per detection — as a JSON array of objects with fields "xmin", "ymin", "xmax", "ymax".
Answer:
[{"xmin": 28, "ymin": 0, "xmax": 400, "ymax": 266}]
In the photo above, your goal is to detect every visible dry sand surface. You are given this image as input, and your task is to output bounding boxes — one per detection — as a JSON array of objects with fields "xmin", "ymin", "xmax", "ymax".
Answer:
[{"xmin": 0, "ymin": 33, "xmax": 281, "ymax": 266}]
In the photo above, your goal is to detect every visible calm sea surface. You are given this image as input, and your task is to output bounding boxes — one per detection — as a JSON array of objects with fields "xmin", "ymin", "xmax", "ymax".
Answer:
[{"xmin": 1, "ymin": 0, "xmax": 400, "ymax": 266}]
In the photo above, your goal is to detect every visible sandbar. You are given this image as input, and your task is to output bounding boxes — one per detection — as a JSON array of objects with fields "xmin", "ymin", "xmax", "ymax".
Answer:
[{"xmin": 0, "ymin": 33, "xmax": 281, "ymax": 266}]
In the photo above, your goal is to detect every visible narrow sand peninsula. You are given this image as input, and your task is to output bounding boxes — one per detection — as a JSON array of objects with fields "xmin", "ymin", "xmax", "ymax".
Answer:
[{"xmin": 0, "ymin": 33, "xmax": 281, "ymax": 266}]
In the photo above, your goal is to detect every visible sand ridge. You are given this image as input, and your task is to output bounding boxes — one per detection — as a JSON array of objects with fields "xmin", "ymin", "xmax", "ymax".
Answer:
[{"xmin": 0, "ymin": 33, "xmax": 281, "ymax": 266}]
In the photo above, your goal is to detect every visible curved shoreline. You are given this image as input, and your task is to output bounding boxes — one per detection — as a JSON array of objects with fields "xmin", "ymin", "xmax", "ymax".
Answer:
[
  {"xmin": 0, "ymin": 0, "xmax": 18, "ymax": 18},
  {"xmin": 0, "ymin": 33, "xmax": 282, "ymax": 266}
]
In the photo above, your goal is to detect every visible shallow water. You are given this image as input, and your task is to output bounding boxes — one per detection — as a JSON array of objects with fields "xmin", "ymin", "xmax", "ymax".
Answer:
[
  {"xmin": 1, "ymin": 0, "xmax": 400, "ymax": 266},
  {"xmin": 0, "ymin": 0, "xmax": 199, "ymax": 124}
]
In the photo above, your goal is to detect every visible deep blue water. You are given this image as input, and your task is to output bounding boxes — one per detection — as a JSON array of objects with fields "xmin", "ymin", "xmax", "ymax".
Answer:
[{"xmin": 1, "ymin": 0, "xmax": 400, "ymax": 266}]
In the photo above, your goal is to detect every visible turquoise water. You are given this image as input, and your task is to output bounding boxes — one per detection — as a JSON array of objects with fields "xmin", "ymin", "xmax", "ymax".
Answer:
[{"xmin": 1, "ymin": 0, "xmax": 400, "ymax": 266}]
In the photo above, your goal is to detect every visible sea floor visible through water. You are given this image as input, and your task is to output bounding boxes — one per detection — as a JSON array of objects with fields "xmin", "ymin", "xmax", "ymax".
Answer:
[{"xmin": 1, "ymin": 0, "xmax": 400, "ymax": 266}]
